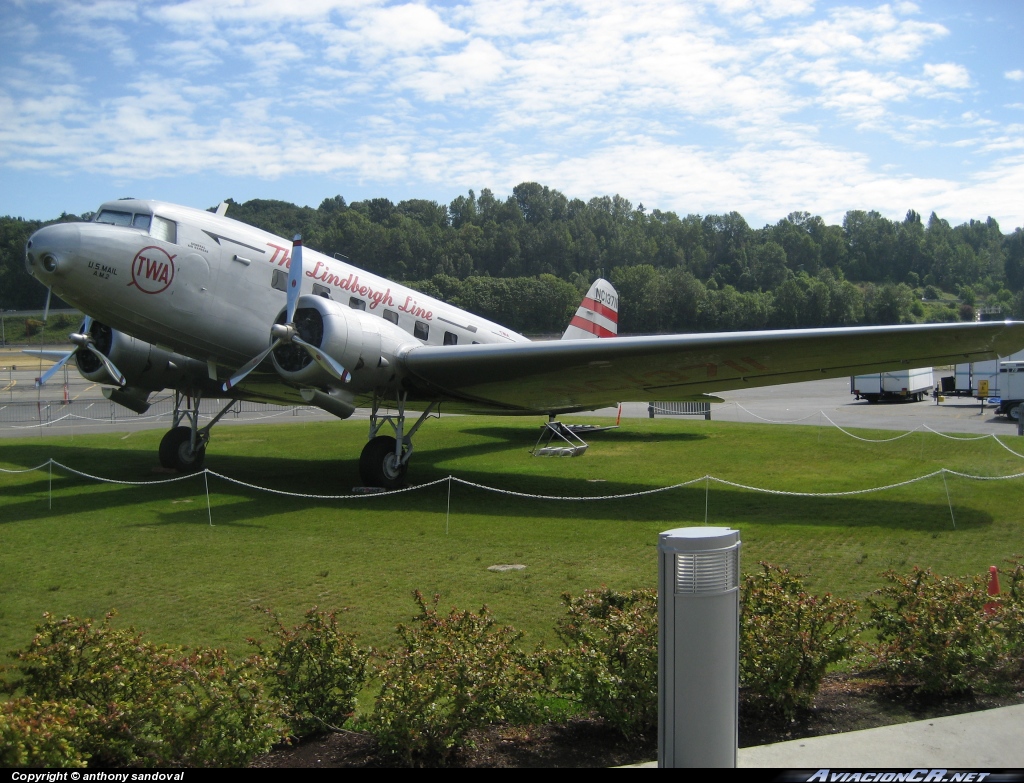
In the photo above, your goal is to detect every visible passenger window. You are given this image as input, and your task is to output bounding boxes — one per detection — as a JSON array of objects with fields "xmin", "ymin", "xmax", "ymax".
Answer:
[
  {"xmin": 132, "ymin": 214, "xmax": 152, "ymax": 230},
  {"xmin": 312, "ymin": 284, "xmax": 332, "ymax": 299},
  {"xmin": 349, "ymin": 297, "xmax": 366, "ymax": 311},
  {"xmin": 414, "ymin": 321, "xmax": 429, "ymax": 341},
  {"xmin": 271, "ymin": 269, "xmax": 288, "ymax": 292},
  {"xmin": 151, "ymin": 215, "xmax": 177, "ymax": 244},
  {"xmin": 443, "ymin": 331, "xmax": 458, "ymax": 345},
  {"xmin": 383, "ymin": 309, "xmax": 399, "ymax": 325}
]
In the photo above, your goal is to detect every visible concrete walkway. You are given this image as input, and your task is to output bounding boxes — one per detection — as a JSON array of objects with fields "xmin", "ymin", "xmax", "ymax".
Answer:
[
  {"xmin": 629, "ymin": 704, "xmax": 1024, "ymax": 768},
  {"xmin": 737, "ymin": 704, "xmax": 1024, "ymax": 768}
]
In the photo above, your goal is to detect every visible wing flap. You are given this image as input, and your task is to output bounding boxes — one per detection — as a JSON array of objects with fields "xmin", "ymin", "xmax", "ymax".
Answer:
[{"xmin": 398, "ymin": 321, "xmax": 1024, "ymax": 414}]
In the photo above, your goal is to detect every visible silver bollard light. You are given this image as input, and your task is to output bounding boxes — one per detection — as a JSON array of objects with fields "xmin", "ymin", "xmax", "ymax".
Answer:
[{"xmin": 658, "ymin": 526, "xmax": 741, "ymax": 768}]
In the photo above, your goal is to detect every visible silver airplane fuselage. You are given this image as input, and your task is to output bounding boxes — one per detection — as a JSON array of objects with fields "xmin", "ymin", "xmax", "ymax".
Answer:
[{"xmin": 26, "ymin": 199, "xmax": 526, "ymax": 404}]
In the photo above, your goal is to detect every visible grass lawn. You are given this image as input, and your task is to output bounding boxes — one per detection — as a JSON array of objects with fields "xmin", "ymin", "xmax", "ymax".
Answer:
[{"xmin": 1, "ymin": 414, "xmax": 1022, "ymax": 658}]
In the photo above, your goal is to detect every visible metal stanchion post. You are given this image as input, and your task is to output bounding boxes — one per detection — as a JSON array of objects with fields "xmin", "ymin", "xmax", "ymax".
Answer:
[{"xmin": 658, "ymin": 526, "xmax": 741, "ymax": 768}]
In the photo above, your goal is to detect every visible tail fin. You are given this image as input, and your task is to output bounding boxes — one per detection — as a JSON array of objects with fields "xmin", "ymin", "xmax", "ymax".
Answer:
[{"xmin": 561, "ymin": 278, "xmax": 618, "ymax": 340}]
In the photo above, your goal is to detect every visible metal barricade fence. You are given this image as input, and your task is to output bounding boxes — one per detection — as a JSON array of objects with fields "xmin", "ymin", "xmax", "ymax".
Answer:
[{"xmin": 0, "ymin": 398, "xmax": 316, "ymax": 427}]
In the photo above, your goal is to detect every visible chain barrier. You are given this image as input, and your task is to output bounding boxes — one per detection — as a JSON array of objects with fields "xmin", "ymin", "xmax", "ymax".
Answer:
[
  {"xmin": 208, "ymin": 471, "xmax": 451, "ymax": 499},
  {"xmin": 817, "ymin": 412, "xmax": 921, "ymax": 442},
  {"xmin": 921, "ymin": 424, "xmax": 991, "ymax": 441},
  {"xmin": 992, "ymin": 436, "xmax": 1024, "ymax": 459},
  {"xmin": 3, "ymin": 407, "xmax": 316, "ymax": 430},
  {"xmin": 450, "ymin": 475, "xmax": 708, "ymax": 500},
  {"xmin": 732, "ymin": 403, "xmax": 821, "ymax": 423},
  {"xmin": 3, "ymin": 460, "xmax": 1023, "ymax": 502}
]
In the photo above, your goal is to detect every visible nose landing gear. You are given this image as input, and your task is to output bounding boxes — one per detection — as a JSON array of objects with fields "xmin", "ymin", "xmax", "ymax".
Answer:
[
  {"xmin": 158, "ymin": 390, "xmax": 236, "ymax": 473},
  {"xmin": 359, "ymin": 393, "xmax": 437, "ymax": 489}
]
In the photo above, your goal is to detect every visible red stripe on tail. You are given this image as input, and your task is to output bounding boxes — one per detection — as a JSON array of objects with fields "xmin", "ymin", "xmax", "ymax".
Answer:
[
  {"xmin": 569, "ymin": 315, "xmax": 616, "ymax": 338},
  {"xmin": 581, "ymin": 297, "xmax": 618, "ymax": 323}
]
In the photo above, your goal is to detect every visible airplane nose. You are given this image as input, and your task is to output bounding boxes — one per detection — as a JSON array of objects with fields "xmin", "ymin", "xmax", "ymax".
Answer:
[{"xmin": 25, "ymin": 222, "xmax": 81, "ymax": 279}]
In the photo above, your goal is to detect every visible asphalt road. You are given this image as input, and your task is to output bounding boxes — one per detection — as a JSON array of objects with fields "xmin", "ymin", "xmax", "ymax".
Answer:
[{"xmin": 3, "ymin": 347, "xmax": 1020, "ymax": 440}]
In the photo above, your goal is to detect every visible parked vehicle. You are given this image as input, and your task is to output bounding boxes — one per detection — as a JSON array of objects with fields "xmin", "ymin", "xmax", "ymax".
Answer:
[
  {"xmin": 994, "ymin": 361, "xmax": 1024, "ymax": 420},
  {"xmin": 851, "ymin": 368, "xmax": 933, "ymax": 403}
]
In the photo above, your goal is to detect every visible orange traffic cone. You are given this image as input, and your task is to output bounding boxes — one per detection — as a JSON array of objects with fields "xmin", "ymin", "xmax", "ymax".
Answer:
[{"xmin": 984, "ymin": 565, "xmax": 1000, "ymax": 615}]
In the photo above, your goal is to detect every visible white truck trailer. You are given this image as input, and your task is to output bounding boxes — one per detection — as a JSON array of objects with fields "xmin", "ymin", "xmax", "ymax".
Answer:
[
  {"xmin": 942, "ymin": 349, "xmax": 1024, "ymax": 400},
  {"xmin": 994, "ymin": 361, "xmax": 1024, "ymax": 420},
  {"xmin": 851, "ymin": 367, "xmax": 933, "ymax": 403}
]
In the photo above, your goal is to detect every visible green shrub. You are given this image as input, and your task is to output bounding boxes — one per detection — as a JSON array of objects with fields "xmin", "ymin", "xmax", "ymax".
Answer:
[
  {"xmin": 0, "ymin": 699, "xmax": 91, "ymax": 768},
  {"xmin": 740, "ymin": 563, "xmax": 861, "ymax": 717},
  {"xmin": 995, "ymin": 559, "xmax": 1024, "ymax": 682},
  {"xmin": 251, "ymin": 606, "xmax": 368, "ymax": 738},
  {"xmin": 553, "ymin": 587, "xmax": 658, "ymax": 738},
  {"xmin": 7, "ymin": 611, "xmax": 283, "ymax": 767},
  {"xmin": 867, "ymin": 568, "xmax": 1000, "ymax": 695},
  {"xmin": 366, "ymin": 591, "xmax": 543, "ymax": 766}
]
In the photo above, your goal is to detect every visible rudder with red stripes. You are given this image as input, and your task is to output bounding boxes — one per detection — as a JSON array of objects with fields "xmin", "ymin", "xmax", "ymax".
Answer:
[{"xmin": 561, "ymin": 279, "xmax": 618, "ymax": 340}]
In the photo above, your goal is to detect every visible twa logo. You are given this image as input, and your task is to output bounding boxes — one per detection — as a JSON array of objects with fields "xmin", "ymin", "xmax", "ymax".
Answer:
[{"xmin": 128, "ymin": 246, "xmax": 176, "ymax": 294}]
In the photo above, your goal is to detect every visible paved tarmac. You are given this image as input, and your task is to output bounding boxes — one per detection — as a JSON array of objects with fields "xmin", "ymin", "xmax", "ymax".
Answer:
[
  {"xmin": 737, "ymin": 703, "xmax": 1024, "ymax": 768},
  {"xmin": 626, "ymin": 703, "xmax": 1024, "ymax": 768},
  {"xmin": 5, "ymin": 349, "xmax": 1021, "ymax": 440}
]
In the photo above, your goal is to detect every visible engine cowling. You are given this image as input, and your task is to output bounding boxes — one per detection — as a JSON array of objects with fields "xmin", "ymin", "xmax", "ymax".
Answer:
[
  {"xmin": 74, "ymin": 321, "xmax": 207, "ymax": 390},
  {"xmin": 270, "ymin": 295, "xmax": 413, "ymax": 390}
]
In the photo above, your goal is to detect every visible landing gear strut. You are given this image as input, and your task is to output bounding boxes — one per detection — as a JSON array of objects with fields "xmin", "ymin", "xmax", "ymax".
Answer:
[
  {"xmin": 359, "ymin": 393, "xmax": 437, "ymax": 489},
  {"xmin": 158, "ymin": 390, "xmax": 236, "ymax": 473}
]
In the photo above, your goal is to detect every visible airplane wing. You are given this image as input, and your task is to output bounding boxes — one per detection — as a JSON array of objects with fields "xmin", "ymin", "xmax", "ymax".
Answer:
[{"xmin": 397, "ymin": 321, "xmax": 1024, "ymax": 414}]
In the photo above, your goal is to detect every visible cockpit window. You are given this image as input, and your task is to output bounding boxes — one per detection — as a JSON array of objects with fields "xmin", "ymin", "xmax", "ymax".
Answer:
[
  {"xmin": 94, "ymin": 210, "xmax": 154, "ymax": 231},
  {"xmin": 151, "ymin": 215, "xmax": 177, "ymax": 244},
  {"xmin": 95, "ymin": 210, "xmax": 134, "ymax": 226}
]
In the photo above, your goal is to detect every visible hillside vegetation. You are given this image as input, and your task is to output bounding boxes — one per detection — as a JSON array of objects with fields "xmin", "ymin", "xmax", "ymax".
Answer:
[{"xmin": 4, "ymin": 184, "xmax": 1023, "ymax": 333}]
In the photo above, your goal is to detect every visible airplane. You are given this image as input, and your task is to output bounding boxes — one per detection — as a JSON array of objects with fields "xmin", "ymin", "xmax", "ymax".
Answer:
[{"xmin": 23, "ymin": 197, "xmax": 1024, "ymax": 488}]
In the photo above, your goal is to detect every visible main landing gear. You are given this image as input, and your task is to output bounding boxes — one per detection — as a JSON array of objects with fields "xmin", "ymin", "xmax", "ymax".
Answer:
[
  {"xmin": 360, "ymin": 393, "xmax": 437, "ymax": 489},
  {"xmin": 158, "ymin": 390, "xmax": 236, "ymax": 473}
]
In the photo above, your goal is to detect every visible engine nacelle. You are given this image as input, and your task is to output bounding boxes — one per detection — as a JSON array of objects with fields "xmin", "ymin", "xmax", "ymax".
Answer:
[
  {"xmin": 271, "ymin": 295, "xmax": 413, "ymax": 390},
  {"xmin": 75, "ymin": 321, "xmax": 207, "ymax": 391}
]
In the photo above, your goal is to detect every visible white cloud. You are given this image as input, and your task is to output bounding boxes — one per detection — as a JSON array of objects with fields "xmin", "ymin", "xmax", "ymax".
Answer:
[
  {"xmin": 399, "ymin": 38, "xmax": 505, "ymax": 101},
  {"xmin": 923, "ymin": 62, "xmax": 970, "ymax": 90},
  {"xmin": 150, "ymin": 0, "xmax": 370, "ymax": 28},
  {"xmin": 1, "ymin": 0, "xmax": 1022, "ymax": 228},
  {"xmin": 1006, "ymin": 70, "xmax": 1024, "ymax": 82}
]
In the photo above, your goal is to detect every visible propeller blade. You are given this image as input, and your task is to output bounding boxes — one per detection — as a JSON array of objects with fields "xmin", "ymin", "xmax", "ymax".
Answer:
[
  {"xmin": 43, "ymin": 287, "xmax": 52, "ymax": 323},
  {"xmin": 36, "ymin": 350, "xmax": 74, "ymax": 387},
  {"xmin": 292, "ymin": 335, "xmax": 350, "ymax": 383},
  {"xmin": 286, "ymin": 235, "xmax": 303, "ymax": 325},
  {"xmin": 222, "ymin": 339, "xmax": 280, "ymax": 392},
  {"xmin": 84, "ymin": 343, "xmax": 126, "ymax": 386}
]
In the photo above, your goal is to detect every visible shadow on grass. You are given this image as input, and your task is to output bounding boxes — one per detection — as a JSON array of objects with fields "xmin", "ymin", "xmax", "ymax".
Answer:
[
  {"xmin": 0, "ymin": 432, "xmax": 994, "ymax": 533},
  {"xmin": 461, "ymin": 425, "xmax": 711, "ymax": 445}
]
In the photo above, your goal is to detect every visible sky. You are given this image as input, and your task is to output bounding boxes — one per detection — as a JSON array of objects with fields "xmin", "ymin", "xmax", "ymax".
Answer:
[{"xmin": 1, "ymin": 0, "xmax": 1022, "ymax": 230}]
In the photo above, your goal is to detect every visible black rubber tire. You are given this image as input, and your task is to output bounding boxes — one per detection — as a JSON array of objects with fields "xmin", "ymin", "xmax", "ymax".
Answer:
[
  {"xmin": 1010, "ymin": 403, "xmax": 1022, "ymax": 422},
  {"xmin": 359, "ymin": 435, "xmax": 407, "ymax": 489},
  {"xmin": 158, "ymin": 426, "xmax": 206, "ymax": 473}
]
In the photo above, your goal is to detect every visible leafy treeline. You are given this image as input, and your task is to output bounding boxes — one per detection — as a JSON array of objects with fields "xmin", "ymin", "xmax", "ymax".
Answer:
[
  {"xmin": 0, "ymin": 213, "xmax": 77, "ymax": 313},
  {"xmin": 4, "ymin": 184, "xmax": 1024, "ymax": 333}
]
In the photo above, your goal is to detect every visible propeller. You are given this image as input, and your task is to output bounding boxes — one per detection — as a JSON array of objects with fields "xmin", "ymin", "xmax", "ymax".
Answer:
[
  {"xmin": 36, "ymin": 315, "xmax": 127, "ymax": 388},
  {"xmin": 223, "ymin": 235, "xmax": 350, "ymax": 392}
]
